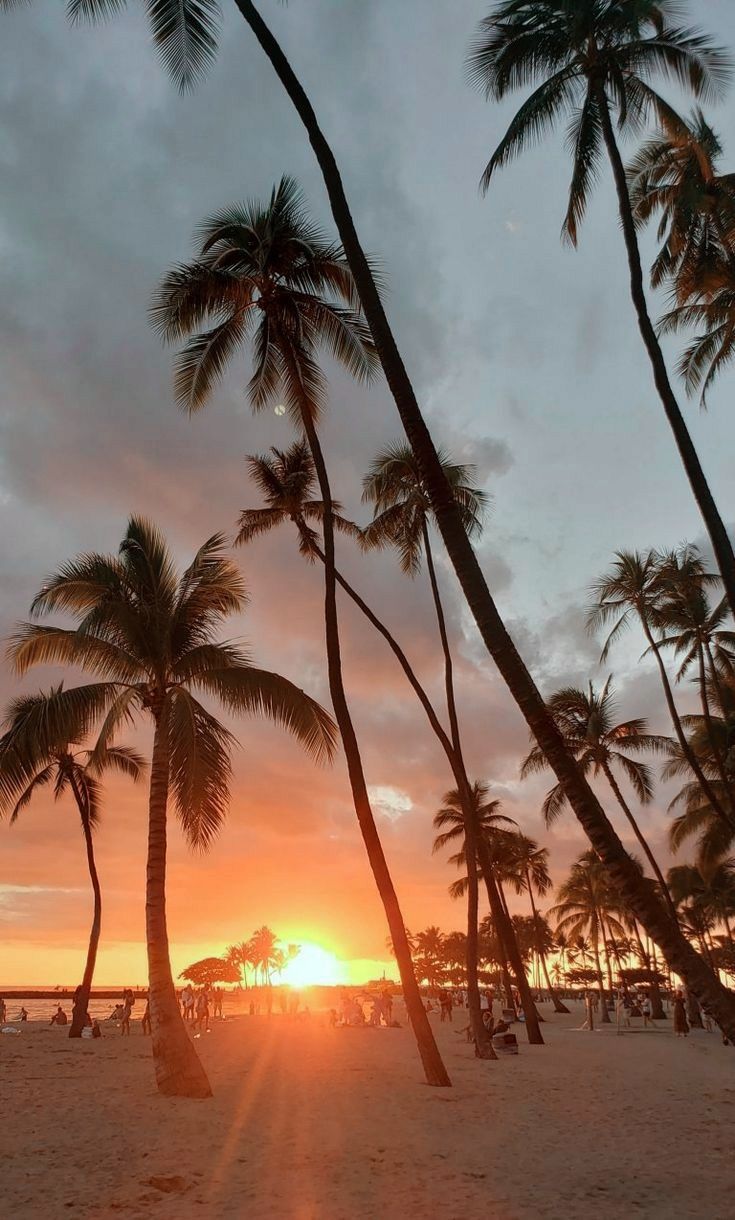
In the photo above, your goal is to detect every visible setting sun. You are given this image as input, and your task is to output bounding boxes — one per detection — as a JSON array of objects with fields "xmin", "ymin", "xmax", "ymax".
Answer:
[{"xmin": 280, "ymin": 943, "xmax": 348, "ymax": 988}]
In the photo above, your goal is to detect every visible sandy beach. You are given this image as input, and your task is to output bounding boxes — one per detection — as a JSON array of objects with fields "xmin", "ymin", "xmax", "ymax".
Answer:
[{"xmin": 3, "ymin": 1002, "xmax": 733, "ymax": 1219}]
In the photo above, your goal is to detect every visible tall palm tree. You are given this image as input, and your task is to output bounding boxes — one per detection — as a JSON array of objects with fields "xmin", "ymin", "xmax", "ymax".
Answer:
[
  {"xmin": 469, "ymin": 1, "xmax": 735, "ymax": 614},
  {"xmin": 520, "ymin": 678, "xmax": 676, "ymax": 917},
  {"xmin": 588, "ymin": 550, "xmax": 735, "ymax": 833},
  {"xmin": 249, "ymin": 926, "xmax": 280, "ymax": 986},
  {"xmin": 6, "ymin": 0, "xmax": 735, "ymax": 1039},
  {"xmin": 224, "ymin": 941, "xmax": 256, "ymax": 989},
  {"xmin": 432, "ymin": 782, "xmax": 532, "ymax": 1021},
  {"xmin": 152, "ymin": 181, "xmax": 451, "ymax": 1086},
  {"xmin": 413, "ymin": 926, "xmax": 447, "ymax": 989},
  {"xmin": 0, "ymin": 686, "xmax": 144, "ymax": 1038},
  {"xmin": 669, "ymin": 861, "xmax": 735, "ymax": 947},
  {"xmin": 551, "ymin": 852, "xmax": 627, "ymax": 1022},
  {"xmin": 361, "ymin": 442, "xmax": 503, "ymax": 1055},
  {"xmin": 627, "ymin": 108, "xmax": 735, "ymax": 304},
  {"xmin": 8, "ymin": 518, "xmax": 336, "ymax": 1097},
  {"xmin": 239, "ymin": 439, "xmax": 515, "ymax": 1052},
  {"xmin": 507, "ymin": 834, "xmax": 570, "ymax": 1013}
]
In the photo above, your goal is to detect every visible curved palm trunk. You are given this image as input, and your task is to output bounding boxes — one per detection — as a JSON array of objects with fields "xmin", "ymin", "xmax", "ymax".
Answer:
[
  {"xmin": 524, "ymin": 869, "xmax": 569, "ymax": 1014},
  {"xmin": 69, "ymin": 779, "xmax": 101, "ymax": 1039},
  {"xmin": 422, "ymin": 524, "xmax": 493, "ymax": 1057},
  {"xmin": 298, "ymin": 410, "xmax": 450, "ymax": 1086},
  {"xmin": 234, "ymin": 0, "xmax": 735, "ymax": 1045},
  {"xmin": 600, "ymin": 761, "xmax": 679, "ymax": 922},
  {"xmin": 478, "ymin": 839, "xmax": 544, "ymax": 1043},
  {"xmin": 147, "ymin": 707, "xmax": 212, "ymax": 1097},
  {"xmin": 639, "ymin": 615, "xmax": 734, "ymax": 829},
  {"xmin": 595, "ymin": 88, "xmax": 735, "ymax": 619}
]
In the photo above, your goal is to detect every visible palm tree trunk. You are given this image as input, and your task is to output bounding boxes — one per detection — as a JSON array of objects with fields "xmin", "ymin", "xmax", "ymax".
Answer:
[
  {"xmin": 601, "ymin": 761, "xmax": 679, "ymax": 922},
  {"xmin": 478, "ymin": 839, "xmax": 544, "ymax": 1043},
  {"xmin": 639, "ymin": 615, "xmax": 734, "ymax": 829},
  {"xmin": 632, "ymin": 919, "xmax": 666, "ymax": 1020},
  {"xmin": 306, "ymin": 536, "xmax": 491, "ymax": 1054},
  {"xmin": 234, "ymin": 0, "xmax": 735, "ymax": 1044},
  {"xmin": 421, "ymin": 522, "xmax": 493, "ymax": 1057},
  {"xmin": 69, "ymin": 777, "xmax": 101, "ymax": 1039},
  {"xmin": 297, "ymin": 409, "xmax": 451, "ymax": 1085},
  {"xmin": 595, "ymin": 86, "xmax": 735, "ymax": 618},
  {"xmin": 591, "ymin": 928, "xmax": 611, "ymax": 1024},
  {"xmin": 525, "ymin": 870, "xmax": 569, "ymax": 1014},
  {"xmin": 147, "ymin": 705, "xmax": 212, "ymax": 1097}
]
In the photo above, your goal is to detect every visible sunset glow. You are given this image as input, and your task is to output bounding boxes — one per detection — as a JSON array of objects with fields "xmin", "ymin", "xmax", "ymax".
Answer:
[{"xmin": 280, "ymin": 943, "xmax": 348, "ymax": 988}]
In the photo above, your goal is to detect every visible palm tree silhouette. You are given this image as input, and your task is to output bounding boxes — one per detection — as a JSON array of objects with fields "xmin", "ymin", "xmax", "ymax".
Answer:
[
  {"xmin": 521, "ymin": 678, "xmax": 675, "ymax": 917},
  {"xmin": 589, "ymin": 549, "xmax": 735, "ymax": 833},
  {"xmin": 506, "ymin": 834, "xmax": 570, "ymax": 1014},
  {"xmin": 8, "ymin": 518, "xmax": 335, "ymax": 1097},
  {"xmin": 469, "ymin": 0, "xmax": 735, "ymax": 613},
  {"xmin": 5, "ymin": 0, "xmax": 725, "ymax": 1041},
  {"xmin": 153, "ymin": 181, "xmax": 450, "ymax": 1085},
  {"xmin": 362, "ymin": 443, "xmax": 532, "ymax": 1052},
  {"xmin": 0, "ymin": 686, "xmax": 144, "ymax": 1037},
  {"xmin": 628, "ymin": 108, "xmax": 735, "ymax": 305},
  {"xmin": 552, "ymin": 852, "xmax": 627, "ymax": 1023}
]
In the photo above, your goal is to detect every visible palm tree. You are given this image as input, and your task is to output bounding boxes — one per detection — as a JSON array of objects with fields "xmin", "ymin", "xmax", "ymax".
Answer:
[
  {"xmin": 249, "ymin": 926, "xmax": 280, "ymax": 986},
  {"xmin": 507, "ymin": 834, "xmax": 570, "ymax": 1013},
  {"xmin": 432, "ymin": 781, "xmax": 541, "ymax": 1029},
  {"xmin": 152, "ymin": 182, "xmax": 450, "ymax": 1086},
  {"xmin": 240, "ymin": 440, "xmax": 505, "ymax": 1054},
  {"xmin": 588, "ymin": 550, "xmax": 735, "ymax": 833},
  {"xmin": 520, "ymin": 677, "xmax": 676, "ymax": 917},
  {"xmin": 654, "ymin": 545, "xmax": 735, "ymax": 798},
  {"xmin": 0, "ymin": 686, "xmax": 144, "ymax": 1038},
  {"xmin": 551, "ymin": 852, "xmax": 627, "ymax": 1023},
  {"xmin": 7, "ymin": 0, "xmax": 735, "ymax": 1039},
  {"xmin": 361, "ymin": 442, "xmax": 504, "ymax": 1054},
  {"xmin": 658, "ymin": 261, "xmax": 735, "ymax": 404},
  {"xmin": 224, "ymin": 941, "xmax": 256, "ymax": 989},
  {"xmin": 8, "ymin": 518, "xmax": 336, "ymax": 1097},
  {"xmin": 413, "ymin": 927, "xmax": 447, "ymax": 989},
  {"xmin": 469, "ymin": 1, "xmax": 735, "ymax": 614},
  {"xmin": 669, "ymin": 862, "xmax": 735, "ymax": 948},
  {"xmin": 627, "ymin": 108, "xmax": 735, "ymax": 304}
]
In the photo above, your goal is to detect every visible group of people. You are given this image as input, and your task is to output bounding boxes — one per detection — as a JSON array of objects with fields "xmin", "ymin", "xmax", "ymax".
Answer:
[
  {"xmin": 330, "ymin": 990, "xmax": 395, "ymax": 1028},
  {"xmin": 179, "ymin": 984, "xmax": 223, "ymax": 1031}
]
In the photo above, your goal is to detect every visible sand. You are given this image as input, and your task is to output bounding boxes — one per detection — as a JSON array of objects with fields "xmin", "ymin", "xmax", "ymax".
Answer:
[{"xmin": 2, "ymin": 1002, "xmax": 733, "ymax": 1219}]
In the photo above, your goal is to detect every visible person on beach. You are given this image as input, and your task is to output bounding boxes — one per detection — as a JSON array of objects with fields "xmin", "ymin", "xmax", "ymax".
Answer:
[
  {"xmin": 141, "ymin": 998, "xmax": 151, "ymax": 1035},
  {"xmin": 0, "ymin": 997, "xmax": 6, "ymax": 1024},
  {"xmin": 50, "ymin": 1005, "xmax": 68, "ymax": 1026},
  {"xmin": 91, "ymin": 1019, "xmax": 101, "ymax": 1039},
  {"xmin": 382, "ymin": 990, "xmax": 393, "ymax": 1024},
  {"xmin": 581, "ymin": 991, "xmax": 595, "ymax": 1031},
  {"xmin": 18, "ymin": 1007, "xmax": 28, "ymax": 1022},
  {"xmin": 641, "ymin": 994, "xmax": 652, "ymax": 1028},
  {"xmin": 615, "ymin": 993, "xmax": 630, "ymax": 1031},
  {"xmin": 673, "ymin": 990, "xmax": 689, "ymax": 1038},
  {"xmin": 439, "ymin": 990, "xmax": 452, "ymax": 1023},
  {"xmin": 181, "ymin": 985, "xmax": 194, "ymax": 1021},
  {"xmin": 121, "ymin": 992, "xmax": 133, "ymax": 1036},
  {"xmin": 194, "ymin": 988, "xmax": 210, "ymax": 1032}
]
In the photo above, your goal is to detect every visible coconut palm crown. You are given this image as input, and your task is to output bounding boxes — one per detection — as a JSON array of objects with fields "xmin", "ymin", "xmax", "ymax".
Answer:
[
  {"xmin": 361, "ymin": 442, "xmax": 488, "ymax": 575},
  {"xmin": 150, "ymin": 176, "xmax": 378, "ymax": 422},
  {"xmin": 469, "ymin": 0, "xmax": 730, "ymax": 245}
]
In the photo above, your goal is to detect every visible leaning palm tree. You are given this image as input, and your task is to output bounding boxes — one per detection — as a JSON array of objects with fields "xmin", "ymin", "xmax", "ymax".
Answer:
[
  {"xmin": 588, "ymin": 550, "xmax": 735, "ymax": 833},
  {"xmin": 8, "ymin": 517, "xmax": 336, "ymax": 1098},
  {"xmin": 10, "ymin": 0, "xmax": 735, "ymax": 1038},
  {"xmin": 152, "ymin": 181, "xmax": 451, "ymax": 1085},
  {"xmin": 239, "ymin": 440, "xmax": 502, "ymax": 1053},
  {"xmin": 469, "ymin": 1, "xmax": 735, "ymax": 614},
  {"xmin": 0, "ymin": 686, "xmax": 144, "ymax": 1038},
  {"xmin": 627, "ymin": 108, "xmax": 735, "ymax": 304},
  {"xmin": 520, "ymin": 678, "xmax": 675, "ymax": 917},
  {"xmin": 361, "ymin": 443, "xmax": 502, "ymax": 1053}
]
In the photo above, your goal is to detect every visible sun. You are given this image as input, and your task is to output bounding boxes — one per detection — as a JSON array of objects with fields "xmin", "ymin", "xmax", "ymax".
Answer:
[{"xmin": 280, "ymin": 942, "xmax": 347, "ymax": 988}]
